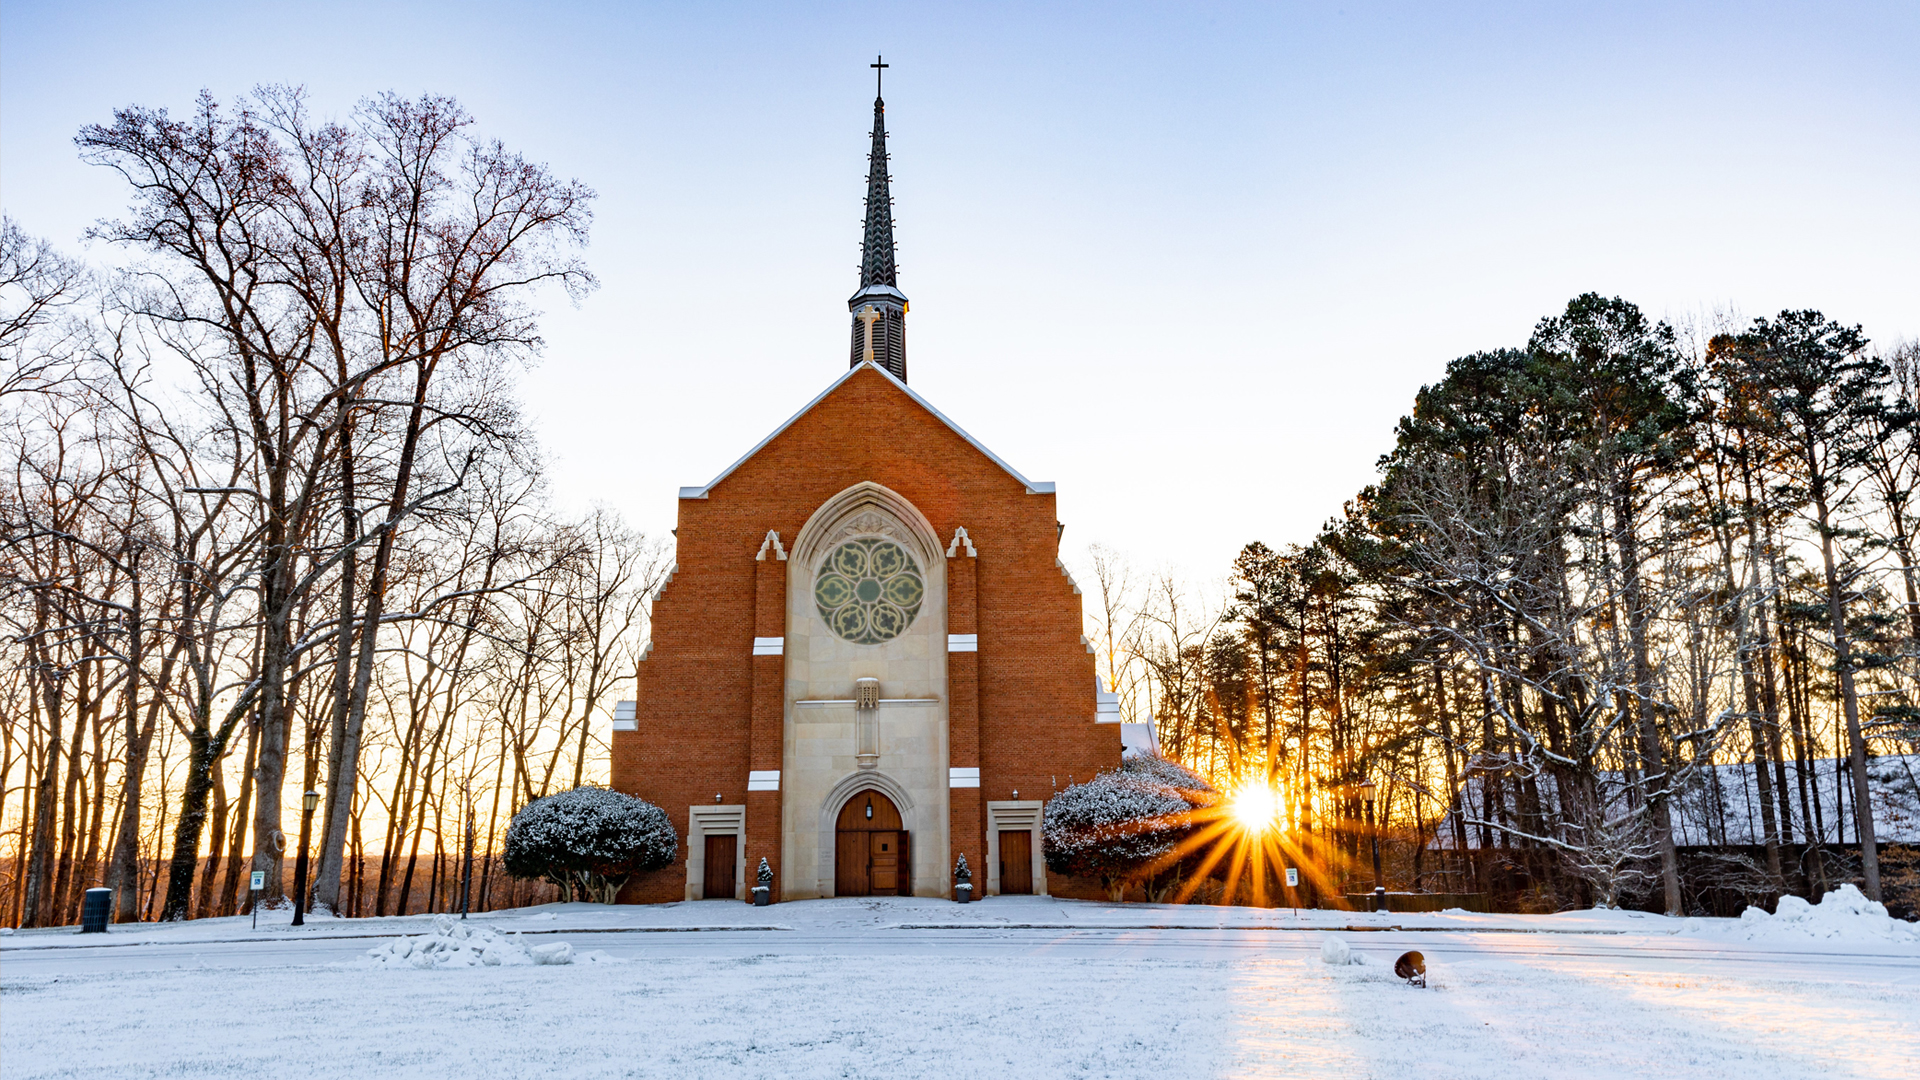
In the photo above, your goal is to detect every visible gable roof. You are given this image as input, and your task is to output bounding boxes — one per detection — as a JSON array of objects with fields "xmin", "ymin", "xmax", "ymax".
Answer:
[{"xmin": 678, "ymin": 361, "xmax": 1054, "ymax": 500}]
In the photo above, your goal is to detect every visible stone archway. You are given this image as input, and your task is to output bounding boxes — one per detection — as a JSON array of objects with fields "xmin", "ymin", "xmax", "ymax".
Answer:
[{"xmin": 834, "ymin": 789, "xmax": 908, "ymax": 897}]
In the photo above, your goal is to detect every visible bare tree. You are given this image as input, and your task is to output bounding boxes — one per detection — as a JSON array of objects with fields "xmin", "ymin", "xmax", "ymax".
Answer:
[{"xmin": 0, "ymin": 218, "xmax": 89, "ymax": 399}]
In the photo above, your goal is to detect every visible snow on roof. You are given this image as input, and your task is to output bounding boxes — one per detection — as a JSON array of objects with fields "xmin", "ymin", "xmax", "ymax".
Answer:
[
  {"xmin": 678, "ymin": 361, "xmax": 1054, "ymax": 500},
  {"xmin": 1427, "ymin": 755, "xmax": 1919, "ymax": 848}
]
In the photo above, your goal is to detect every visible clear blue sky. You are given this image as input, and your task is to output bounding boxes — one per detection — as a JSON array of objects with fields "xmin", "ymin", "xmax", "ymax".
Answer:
[{"xmin": 5, "ymin": 1, "xmax": 1916, "ymax": 582}]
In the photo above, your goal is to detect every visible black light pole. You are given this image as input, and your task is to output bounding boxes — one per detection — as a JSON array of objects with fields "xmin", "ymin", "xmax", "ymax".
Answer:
[
  {"xmin": 1360, "ymin": 779, "xmax": 1384, "ymax": 912},
  {"xmin": 459, "ymin": 793, "xmax": 476, "ymax": 920},
  {"xmin": 292, "ymin": 789, "xmax": 319, "ymax": 926}
]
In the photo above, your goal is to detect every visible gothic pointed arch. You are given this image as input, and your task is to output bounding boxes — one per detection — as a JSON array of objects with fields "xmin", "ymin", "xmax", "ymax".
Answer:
[
  {"xmin": 793, "ymin": 481, "xmax": 943, "ymax": 572},
  {"xmin": 815, "ymin": 768, "xmax": 921, "ymax": 896}
]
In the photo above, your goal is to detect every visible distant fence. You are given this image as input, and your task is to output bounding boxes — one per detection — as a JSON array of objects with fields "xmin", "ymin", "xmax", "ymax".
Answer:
[{"xmin": 1340, "ymin": 892, "xmax": 1492, "ymax": 914}]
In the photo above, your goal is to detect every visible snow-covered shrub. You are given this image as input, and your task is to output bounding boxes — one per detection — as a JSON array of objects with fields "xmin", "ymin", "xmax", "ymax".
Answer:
[
  {"xmin": 1043, "ymin": 755, "xmax": 1211, "ymax": 901},
  {"xmin": 504, "ymin": 786, "xmax": 677, "ymax": 903}
]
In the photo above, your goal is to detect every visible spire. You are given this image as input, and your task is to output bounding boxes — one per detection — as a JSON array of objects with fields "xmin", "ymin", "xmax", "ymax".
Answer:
[
  {"xmin": 859, "ymin": 74, "xmax": 897, "ymax": 289},
  {"xmin": 850, "ymin": 55, "xmax": 908, "ymax": 381}
]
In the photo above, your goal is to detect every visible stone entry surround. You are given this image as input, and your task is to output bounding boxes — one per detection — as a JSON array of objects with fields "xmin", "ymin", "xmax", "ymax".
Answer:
[
  {"xmin": 685, "ymin": 805, "xmax": 747, "ymax": 900},
  {"xmin": 783, "ymin": 483, "xmax": 949, "ymax": 897},
  {"xmin": 986, "ymin": 800, "xmax": 1046, "ymax": 897}
]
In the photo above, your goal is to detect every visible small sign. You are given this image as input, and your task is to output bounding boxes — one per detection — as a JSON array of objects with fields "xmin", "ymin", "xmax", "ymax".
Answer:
[
  {"xmin": 1285, "ymin": 868, "xmax": 1300, "ymax": 888},
  {"xmin": 250, "ymin": 871, "xmax": 266, "ymax": 891}
]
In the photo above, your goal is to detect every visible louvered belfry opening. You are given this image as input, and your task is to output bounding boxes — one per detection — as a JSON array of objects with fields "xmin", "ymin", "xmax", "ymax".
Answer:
[
  {"xmin": 849, "ymin": 305, "xmax": 907, "ymax": 377},
  {"xmin": 848, "ymin": 65, "xmax": 909, "ymax": 382}
]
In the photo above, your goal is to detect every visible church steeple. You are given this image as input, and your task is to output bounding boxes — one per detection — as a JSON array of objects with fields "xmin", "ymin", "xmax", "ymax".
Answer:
[{"xmin": 850, "ymin": 56, "xmax": 908, "ymax": 381}]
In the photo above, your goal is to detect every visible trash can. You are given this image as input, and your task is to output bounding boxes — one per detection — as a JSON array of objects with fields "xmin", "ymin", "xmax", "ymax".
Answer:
[{"xmin": 81, "ymin": 887, "xmax": 113, "ymax": 933}]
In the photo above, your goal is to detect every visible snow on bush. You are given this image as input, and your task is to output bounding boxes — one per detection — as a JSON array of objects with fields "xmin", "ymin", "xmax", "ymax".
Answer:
[
  {"xmin": 504, "ymin": 786, "xmax": 677, "ymax": 903},
  {"xmin": 359, "ymin": 915, "xmax": 601, "ymax": 969},
  {"xmin": 1118, "ymin": 753, "xmax": 1214, "ymax": 796},
  {"xmin": 1731, "ymin": 884, "xmax": 1920, "ymax": 944},
  {"xmin": 1043, "ymin": 756, "xmax": 1210, "ymax": 899}
]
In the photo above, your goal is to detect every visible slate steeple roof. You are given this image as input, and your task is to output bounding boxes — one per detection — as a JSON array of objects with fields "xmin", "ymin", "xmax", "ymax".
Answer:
[{"xmin": 859, "ymin": 71, "xmax": 899, "ymax": 289}]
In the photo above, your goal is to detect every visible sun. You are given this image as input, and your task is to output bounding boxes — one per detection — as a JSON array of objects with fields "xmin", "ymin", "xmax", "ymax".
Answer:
[{"xmin": 1230, "ymin": 785, "xmax": 1279, "ymax": 834}]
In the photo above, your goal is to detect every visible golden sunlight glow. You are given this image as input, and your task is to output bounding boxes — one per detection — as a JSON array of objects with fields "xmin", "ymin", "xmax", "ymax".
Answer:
[{"xmin": 1230, "ymin": 785, "xmax": 1279, "ymax": 833}]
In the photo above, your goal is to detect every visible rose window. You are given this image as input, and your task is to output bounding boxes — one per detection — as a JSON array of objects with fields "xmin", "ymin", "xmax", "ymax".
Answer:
[{"xmin": 814, "ymin": 538, "xmax": 924, "ymax": 644}]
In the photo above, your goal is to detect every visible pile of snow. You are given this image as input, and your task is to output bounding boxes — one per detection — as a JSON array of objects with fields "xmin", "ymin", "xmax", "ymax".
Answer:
[
  {"xmin": 1734, "ymin": 885, "xmax": 1920, "ymax": 944},
  {"xmin": 1320, "ymin": 936, "xmax": 1365, "ymax": 965},
  {"xmin": 359, "ymin": 914, "xmax": 594, "ymax": 969}
]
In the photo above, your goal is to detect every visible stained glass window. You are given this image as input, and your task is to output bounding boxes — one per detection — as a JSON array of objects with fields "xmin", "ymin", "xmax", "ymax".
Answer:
[{"xmin": 814, "ymin": 538, "xmax": 924, "ymax": 644}]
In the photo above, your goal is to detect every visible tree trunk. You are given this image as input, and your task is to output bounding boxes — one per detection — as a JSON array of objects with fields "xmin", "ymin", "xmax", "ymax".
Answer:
[
  {"xmin": 249, "ymin": 498, "xmax": 302, "ymax": 904},
  {"xmin": 77, "ymin": 701, "xmax": 109, "ymax": 916},
  {"xmin": 107, "ymin": 572, "xmax": 153, "ymax": 922},
  {"xmin": 22, "ymin": 605, "xmax": 64, "ymax": 927},
  {"xmin": 1717, "ymin": 522, "xmax": 1784, "ymax": 891},
  {"xmin": 196, "ymin": 764, "xmax": 229, "ymax": 919},
  {"xmin": 1810, "ymin": 478, "xmax": 1881, "ymax": 899},
  {"xmin": 50, "ymin": 662, "xmax": 92, "ymax": 925},
  {"xmin": 160, "ymin": 727, "xmax": 219, "ymax": 921},
  {"xmin": 1611, "ymin": 485, "xmax": 1682, "ymax": 915},
  {"xmin": 316, "ymin": 361, "xmax": 433, "ymax": 911},
  {"xmin": 223, "ymin": 721, "xmax": 259, "ymax": 915},
  {"xmin": 312, "ymin": 417, "xmax": 358, "ymax": 914}
]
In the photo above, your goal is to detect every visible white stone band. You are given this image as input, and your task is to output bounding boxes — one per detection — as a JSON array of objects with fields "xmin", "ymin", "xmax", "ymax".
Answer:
[
  {"xmin": 747, "ymin": 770, "xmax": 780, "ymax": 791},
  {"xmin": 947, "ymin": 633, "xmax": 978, "ymax": 652},
  {"xmin": 948, "ymin": 767, "xmax": 980, "ymax": 788},
  {"xmin": 752, "ymin": 637, "xmax": 784, "ymax": 656}
]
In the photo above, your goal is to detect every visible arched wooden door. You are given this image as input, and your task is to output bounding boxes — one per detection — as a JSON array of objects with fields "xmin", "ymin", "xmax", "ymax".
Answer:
[{"xmin": 835, "ymin": 789, "xmax": 910, "ymax": 897}]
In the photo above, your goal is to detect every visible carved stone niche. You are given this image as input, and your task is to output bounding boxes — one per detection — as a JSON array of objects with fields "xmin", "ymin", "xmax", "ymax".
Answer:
[{"xmin": 854, "ymin": 677, "xmax": 881, "ymax": 768}]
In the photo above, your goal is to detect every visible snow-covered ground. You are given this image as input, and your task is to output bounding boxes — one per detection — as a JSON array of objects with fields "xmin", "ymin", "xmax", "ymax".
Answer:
[{"xmin": 5, "ymin": 893, "xmax": 1916, "ymax": 1078}]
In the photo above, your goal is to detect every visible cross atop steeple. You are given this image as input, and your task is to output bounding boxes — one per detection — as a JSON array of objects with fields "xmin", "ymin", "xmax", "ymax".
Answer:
[{"xmin": 849, "ymin": 60, "xmax": 908, "ymax": 381}]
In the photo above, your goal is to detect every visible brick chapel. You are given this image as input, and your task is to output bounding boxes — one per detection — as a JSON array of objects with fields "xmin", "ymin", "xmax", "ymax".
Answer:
[{"xmin": 611, "ymin": 70, "xmax": 1148, "ymax": 904}]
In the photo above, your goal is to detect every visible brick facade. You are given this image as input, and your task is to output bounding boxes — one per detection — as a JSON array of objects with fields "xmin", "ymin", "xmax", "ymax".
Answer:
[{"xmin": 612, "ymin": 362, "xmax": 1119, "ymax": 902}]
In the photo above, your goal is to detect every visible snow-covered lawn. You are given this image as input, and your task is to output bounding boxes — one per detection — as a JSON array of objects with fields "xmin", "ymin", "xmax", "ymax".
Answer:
[{"xmin": 5, "ymin": 893, "xmax": 1916, "ymax": 1079}]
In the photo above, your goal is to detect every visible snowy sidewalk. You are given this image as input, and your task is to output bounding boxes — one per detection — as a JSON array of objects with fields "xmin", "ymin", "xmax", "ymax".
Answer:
[{"xmin": 9, "ymin": 887, "xmax": 1916, "ymax": 950}]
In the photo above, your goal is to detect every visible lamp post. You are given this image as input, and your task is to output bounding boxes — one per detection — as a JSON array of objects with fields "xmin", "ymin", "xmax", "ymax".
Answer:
[
  {"xmin": 291, "ymin": 789, "xmax": 319, "ymax": 927},
  {"xmin": 459, "ymin": 790, "xmax": 476, "ymax": 920},
  {"xmin": 1359, "ymin": 779, "xmax": 1384, "ymax": 913}
]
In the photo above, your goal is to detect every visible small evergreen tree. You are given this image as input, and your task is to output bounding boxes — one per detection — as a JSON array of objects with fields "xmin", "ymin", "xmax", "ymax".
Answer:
[{"xmin": 504, "ymin": 787, "xmax": 677, "ymax": 903}]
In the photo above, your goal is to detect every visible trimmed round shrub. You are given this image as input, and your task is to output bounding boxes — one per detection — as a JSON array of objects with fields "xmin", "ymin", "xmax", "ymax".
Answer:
[
  {"xmin": 504, "ymin": 786, "xmax": 677, "ymax": 903},
  {"xmin": 1043, "ymin": 756, "xmax": 1212, "ymax": 900}
]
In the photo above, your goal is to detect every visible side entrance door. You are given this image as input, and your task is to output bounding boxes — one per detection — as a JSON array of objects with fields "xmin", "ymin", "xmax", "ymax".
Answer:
[
  {"xmin": 703, "ymin": 834, "xmax": 736, "ymax": 900},
  {"xmin": 999, "ymin": 829, "xmax": 1033, "ymax": 895}
]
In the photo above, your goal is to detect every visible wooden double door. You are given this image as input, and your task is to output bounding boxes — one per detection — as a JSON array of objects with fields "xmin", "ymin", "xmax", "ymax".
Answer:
[{"xmin": 835, "ymin": 789, "xmax": 910, "ymax": 897}]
